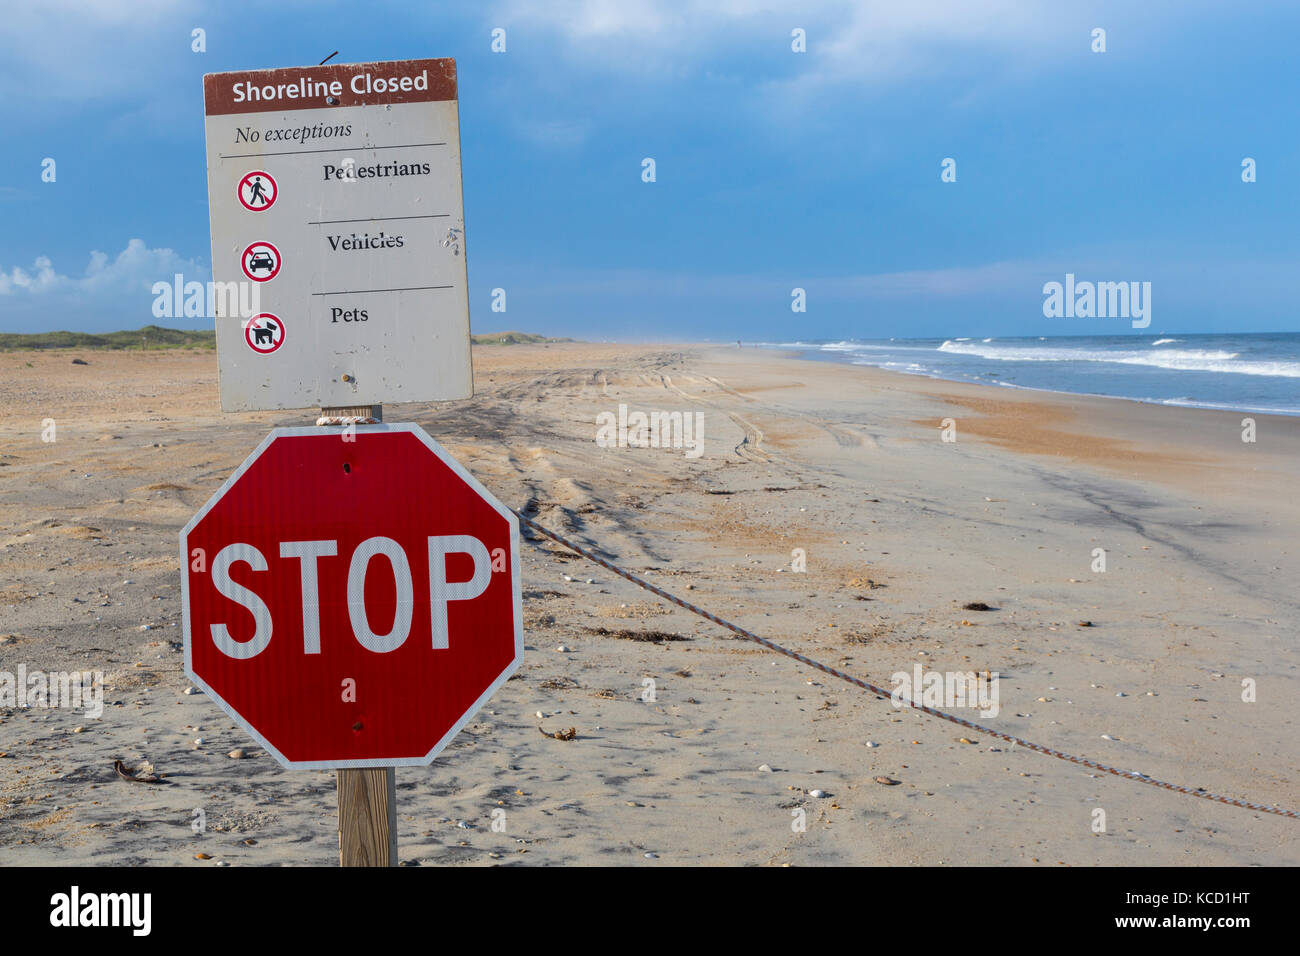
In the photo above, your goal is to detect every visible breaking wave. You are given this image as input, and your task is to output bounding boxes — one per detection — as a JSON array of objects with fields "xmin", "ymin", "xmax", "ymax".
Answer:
[{"xmin": 936, "ymin": 340, "xmax": 1300, "ymax": 378}]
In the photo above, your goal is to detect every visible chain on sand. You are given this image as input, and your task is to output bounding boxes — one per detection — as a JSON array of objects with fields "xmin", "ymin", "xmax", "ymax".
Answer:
[{"xmin": 514, "ymin": 511, "xmax": 1297, "ymax": 821}]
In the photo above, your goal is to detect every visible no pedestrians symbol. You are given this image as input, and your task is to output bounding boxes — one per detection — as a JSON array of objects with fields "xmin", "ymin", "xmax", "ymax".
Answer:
[
  {"xmin": 238, "ymin": 170, "xmax": 277, "ymax": 211},
  {"xmin": 244, "ymin": 313, "xmax": 285, "ymax": 354},
  {"xmin": 241, "ymin": 241, "xmax": 282, "ymax": 282}
]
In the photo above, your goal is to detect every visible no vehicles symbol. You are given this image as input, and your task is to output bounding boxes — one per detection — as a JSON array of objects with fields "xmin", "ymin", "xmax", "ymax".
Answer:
[
  {"xmin": 241, "ymin": 241, "xmax": 281, "ymax": 282},
  {"xmin": 244, "ymin": 313, "xmax": 284, "ymax": 354},
  {"xmin": 238, "ymin": 170, "xmax": 277, "ymax": 211}
]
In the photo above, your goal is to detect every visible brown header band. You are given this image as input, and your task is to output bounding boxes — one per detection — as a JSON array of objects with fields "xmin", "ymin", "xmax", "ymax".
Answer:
[{"xmin": 204, "ymin": 58, "xmax": 456, "ymax": 116}]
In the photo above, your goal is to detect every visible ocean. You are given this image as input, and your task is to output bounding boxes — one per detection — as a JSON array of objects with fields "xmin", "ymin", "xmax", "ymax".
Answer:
[{"xmin": 758, "ymin": 333, "xmax": 1300, "ymax": 416}]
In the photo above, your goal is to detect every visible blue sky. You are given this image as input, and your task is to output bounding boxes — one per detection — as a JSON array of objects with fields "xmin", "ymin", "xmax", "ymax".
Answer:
[{"xmin": 1, "ymin": 0, "xmax": 1297, "ymax": 339}]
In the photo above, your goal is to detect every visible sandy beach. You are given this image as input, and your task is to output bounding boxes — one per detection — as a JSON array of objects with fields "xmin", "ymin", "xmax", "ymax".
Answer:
[{"xmin": 1, "ymin": 341, "xmax": 1296, "ymax": 866}]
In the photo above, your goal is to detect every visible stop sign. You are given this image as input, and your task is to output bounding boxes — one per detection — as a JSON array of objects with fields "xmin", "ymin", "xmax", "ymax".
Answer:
[{"xmin": 180, "ymin": 424, "xmax": 523, "ymax": 769}]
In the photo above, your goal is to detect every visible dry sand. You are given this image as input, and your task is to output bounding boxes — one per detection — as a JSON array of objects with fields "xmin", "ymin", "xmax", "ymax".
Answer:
[{"xmin": 0, "ymin": 342, "xmax": 1296, "ymax": 865}]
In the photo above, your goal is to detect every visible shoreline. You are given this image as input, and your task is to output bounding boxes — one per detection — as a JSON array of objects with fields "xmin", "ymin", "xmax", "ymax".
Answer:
[
  {"xmin": 743, "ymin": 342, "xmax": 1300, "ymax": 420},
  {"xmin": 692, "ymin": 343, "xmax": 1300, "ymax": 488}
]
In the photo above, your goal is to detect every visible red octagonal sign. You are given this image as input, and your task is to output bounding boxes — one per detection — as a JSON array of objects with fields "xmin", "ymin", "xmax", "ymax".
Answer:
[{"xmin": 180, "ymin": 424, "xmax": 523, "ymax": 769}]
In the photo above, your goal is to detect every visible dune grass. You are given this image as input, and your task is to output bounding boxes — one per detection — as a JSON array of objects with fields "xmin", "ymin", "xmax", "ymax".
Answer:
[{"xmin": 0, "ymin": 326, "xmax": 571, "ymax": 351}]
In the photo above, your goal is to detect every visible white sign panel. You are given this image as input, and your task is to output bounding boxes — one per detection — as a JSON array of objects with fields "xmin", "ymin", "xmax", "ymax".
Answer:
[{"xmin": 203, "ymin": 58, "xmax": 472, "ymax": 411}]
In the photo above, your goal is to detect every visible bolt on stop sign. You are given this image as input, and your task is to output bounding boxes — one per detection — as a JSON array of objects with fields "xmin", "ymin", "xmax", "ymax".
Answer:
[{"xmin": 180, "ymin": 425, "xmax": 522, "ymax": 769}]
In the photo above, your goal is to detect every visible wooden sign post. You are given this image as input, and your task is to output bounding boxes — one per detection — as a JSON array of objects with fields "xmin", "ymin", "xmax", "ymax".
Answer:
[{"xmin": 337, "ymin": 767, "xmax": 397, "ymax": 867}]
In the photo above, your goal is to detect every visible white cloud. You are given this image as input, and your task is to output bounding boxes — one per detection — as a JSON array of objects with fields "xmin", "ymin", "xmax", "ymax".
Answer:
[
  {"xmin": 0, "ymin": 1, "xmax": 196, "ymax": 103},
  {"xmin": 489, "ymin": 0, "xmax": 1232, "ymax": 96},
  {"xmin": 0, "ymin": 240, "xmax": 209, "ymax": 332},
  {"xmin": 500, "ymin": 252, "xmax": 1300, "ymax": 313},
  {"xmin": 507, "ymin": 259, "xmax": 1039, "ymax": 301},
  {"xmin": 0, "ymin": 256, "xmax": 59, "ymax": 295},
  {"xmin": 817, "ymin": 261, "xmax": 1041, "ymax": 298}
]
